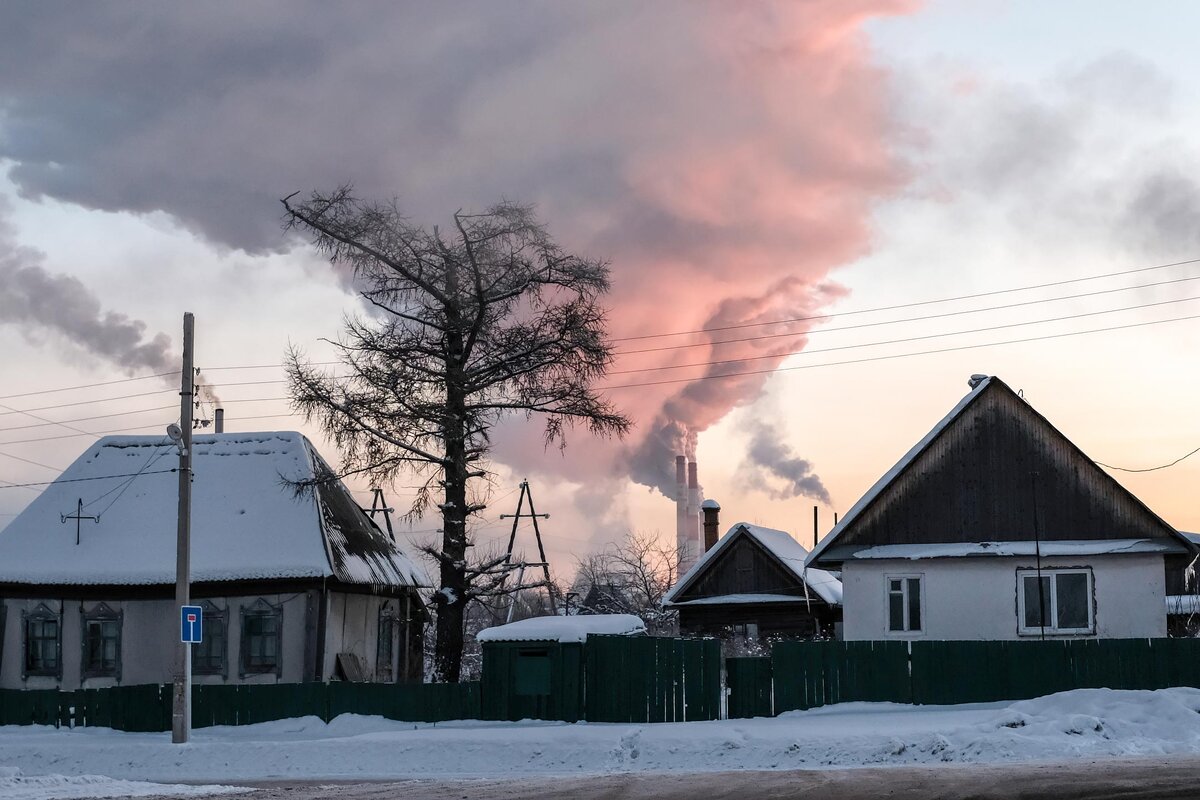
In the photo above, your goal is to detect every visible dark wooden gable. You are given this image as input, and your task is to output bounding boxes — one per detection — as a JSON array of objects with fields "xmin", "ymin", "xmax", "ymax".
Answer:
[
  {"xmin": 675, "ymin": 528, "xmax": 816, "ymax": 603},
  {"xmin": 832, "ymin": 378, "xmax": 1179, "ymax": 550}
]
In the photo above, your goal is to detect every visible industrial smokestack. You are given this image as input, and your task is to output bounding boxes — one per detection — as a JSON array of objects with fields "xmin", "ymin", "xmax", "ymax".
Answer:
[
  {"xmin": 675, "ymin": 456, "xmax": 690, "ymax": 570},
  {"xmin": 687, "ymin": 460, "xmax": 701, "ymax": 567},
  {"xmin": 701, "ymin": 499, "xmax": 720, "ymax": 552},
  {"xmin": 214, "ymin": 408, "xmax": 224, "ymax": 434}
]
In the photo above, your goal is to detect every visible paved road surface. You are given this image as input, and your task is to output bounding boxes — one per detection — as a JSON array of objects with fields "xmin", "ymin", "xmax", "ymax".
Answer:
[{"xmin": 149, "ymin": 756, "xmax": 1200, "ymax": 799}]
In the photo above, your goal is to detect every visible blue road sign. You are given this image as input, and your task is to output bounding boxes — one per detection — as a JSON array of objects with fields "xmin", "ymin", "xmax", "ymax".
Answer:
[{"xmin": 181, "ymin": 605, "xmax": 203, "ymax": 644}]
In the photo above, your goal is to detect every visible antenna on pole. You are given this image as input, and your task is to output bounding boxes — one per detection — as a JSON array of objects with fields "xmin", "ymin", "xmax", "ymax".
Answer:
[
  {"xmin": 61, "ymin": 498, "xmax": 99, "ymax": 546},
  {"xmin": 367, "ymin": 487, "xmax": 396, "ymax": 541},
  {"xmin": 498, "ymin": 479, "xmax": 556, "ymax": 618}
]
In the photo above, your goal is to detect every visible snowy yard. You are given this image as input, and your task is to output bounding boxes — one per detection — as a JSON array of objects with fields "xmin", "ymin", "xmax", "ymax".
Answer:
[{"xmin": 5, "ymin": 687, "xmax": 1200, "ymax": 798}]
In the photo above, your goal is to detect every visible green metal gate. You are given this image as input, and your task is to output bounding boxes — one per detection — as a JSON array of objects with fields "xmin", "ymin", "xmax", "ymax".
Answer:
[
  {"xmin": 726, "ymin": 656, "xmax": 773, "ymax": 718},
  {"xmin": 585, "ymin": 636, "xmax": 721, "ymax": 722}
]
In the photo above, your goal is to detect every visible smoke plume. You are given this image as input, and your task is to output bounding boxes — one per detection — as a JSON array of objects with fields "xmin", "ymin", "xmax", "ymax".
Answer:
[
  {"xmin": 0, "ymin": 242, "xmax": 174, "ymax": 374},
  {"xmin": 740, "ymin": 419, "xmax": 831, "ymax": 505}
]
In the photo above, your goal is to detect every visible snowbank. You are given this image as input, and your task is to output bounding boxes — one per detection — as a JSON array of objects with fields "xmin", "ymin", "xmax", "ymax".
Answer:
[
  {"xmin": 6, "ymin": 688, "xmax": 1200, "ymax": 783},
  {"xmin": 0, "ymin": 766, "xmax": 241, "ymax": 800}
]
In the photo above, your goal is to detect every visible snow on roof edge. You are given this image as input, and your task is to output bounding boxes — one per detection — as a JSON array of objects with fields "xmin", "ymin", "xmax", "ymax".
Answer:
[{"xmin": 476, "ymin": 614, "xmax": 646, "ymax": 643}]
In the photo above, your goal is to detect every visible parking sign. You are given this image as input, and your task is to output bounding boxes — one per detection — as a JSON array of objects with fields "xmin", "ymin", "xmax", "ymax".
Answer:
[{"xmin": 181, "ymin": 605, "xmax": 203, "ymax": 644}]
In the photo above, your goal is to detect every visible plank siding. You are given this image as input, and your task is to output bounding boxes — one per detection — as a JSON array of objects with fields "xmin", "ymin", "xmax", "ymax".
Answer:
[
  {"xmin": 677, "ymin": 536, "xmax": 813, "ymax": 602},
  {"xmin": 836, "ymin": 380, "xmax": 1178, "ymax": 550}
]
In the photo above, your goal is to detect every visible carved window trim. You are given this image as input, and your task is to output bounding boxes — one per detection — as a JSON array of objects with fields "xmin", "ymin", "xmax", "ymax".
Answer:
[
  {"xmin": 192, "ymin": 599, "xmax": 229, "ymax": 677},
  {"xmin": 240, "ymin": 598, "xmax": 282, "ymax": 677},
  {"xmin": 22, "ymin": 603, "xmax": 62, "ymax": 680},
  {"xmin": 80, "ymin": 602, "xmax": 122, "ymax": 680}
]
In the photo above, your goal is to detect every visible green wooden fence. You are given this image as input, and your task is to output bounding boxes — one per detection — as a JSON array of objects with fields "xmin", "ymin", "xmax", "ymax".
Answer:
[
  {"xmin": 585, "ymin": 635, "xmax": 721, "ymax": 723},
  {"xmin": 772, "ymin": 638, "xmax": 1200, "ymax": 712},
  {"xmin": 0, "ymin": 680, "xmax": 481, "ymax": 732}
]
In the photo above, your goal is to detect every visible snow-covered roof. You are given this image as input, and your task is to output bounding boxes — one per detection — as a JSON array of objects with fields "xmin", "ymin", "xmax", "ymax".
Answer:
[
  {"xmin": 808, "ymin": 376, "xmax": 994, "ymax": 566},
  {"xmin": 475, "ymin": 613, "xmax": 646, "ymax": 643},
  {"xmin": 664, "ymin": 522, "xmax": 842, "ymax": 606},
  {"xmin": 0, "ymin": 432, "xmax": 427, "ymax": 587},
  {"xmin": 668, "ymin": 593, "xmax": 819, "ymax": 607},
  {"xmin": 843, "ymin": 539, "xmax": 1183, "ymax": 560}
]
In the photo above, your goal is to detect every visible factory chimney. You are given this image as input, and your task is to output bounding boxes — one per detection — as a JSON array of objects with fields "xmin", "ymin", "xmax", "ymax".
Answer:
[
  {"xmin": 675, "ymin": 456, "xmax": 690, "ymax": 569},
  {"xmin": 214, "ymin": 408, "xmax": 225, "ymax": 434}
]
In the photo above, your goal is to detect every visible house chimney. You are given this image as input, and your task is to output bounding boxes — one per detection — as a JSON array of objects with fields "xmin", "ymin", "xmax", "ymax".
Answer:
[
  {"xmin": 214, "ymin": 407, "xmax": 224, "ymax": 434},
  {"xmin": 701, "ymin": 499, "xmax": 720, "ymax": 551}
]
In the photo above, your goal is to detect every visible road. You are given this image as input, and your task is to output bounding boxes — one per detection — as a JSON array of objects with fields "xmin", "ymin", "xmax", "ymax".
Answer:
[{"xmin": 147, "ymin": 756, "xmax": 1200, "ymax": 800}]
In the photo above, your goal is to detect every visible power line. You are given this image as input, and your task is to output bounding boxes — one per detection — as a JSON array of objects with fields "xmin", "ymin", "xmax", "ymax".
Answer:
[
  {"xmin": 0, "ymin": 404, "xmax": 177, "ymax": 434},
  {"xmin": 1096, "ymin": 446, "xmax": 1200, "ymax": 473},
  {"xmin": 614, "ymin": 273, "xmax": 1200, "ymax": 357},
  {"xmin": 0, "ymin": 468, "xmax": 177, "ymax": 490},
  {"xmin": 0, "ymin": 371, "xmax": 179, "ymax": 402},
  {"xmin": 0, "ymin": 451, "xmax": 62, "ymax": 472},
  {"xmin": 599, "ymin": 311, "xmax": 1200, "ymax": 391},
  {"xmin": 611, "ymin": 255, "xmax": 1200, "ymax": 342},
  {"xmin": 6, "ymin": 255, "xmax": 1199, "ymax": 405},
  {"xmin": 0, "ymin": 400, "xmax": 95, "ymax": 439},
  {"xmin": 0, "ymin": 388, "xmax": 177, "ymax": 418},
  {"xmin": 608, "ymin": 295, "xmax": 1200, "ymax": 376}
]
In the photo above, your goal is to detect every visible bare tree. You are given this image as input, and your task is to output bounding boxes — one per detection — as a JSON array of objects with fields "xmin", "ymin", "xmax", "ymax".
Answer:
[
  {"xmin": 574, "ymin": 530, "xmax": 679, "ymax": 635},
  {"xmin": 282, "ymin": 188, "xmax": 630, "ymax": 682}
]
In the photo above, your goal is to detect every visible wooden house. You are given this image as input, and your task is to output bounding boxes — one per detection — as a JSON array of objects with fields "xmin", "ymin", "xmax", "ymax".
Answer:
[
  {"xmin": 807, "ymin": 375, "xmax": 1195, "ymax": 641},
  {"xmin": 664, "ymin": 502, "xmax": 842, "ymax": 643},
  {"xmin": 0, "ymin": 432, "xmax": 427, "ymax": 690}
]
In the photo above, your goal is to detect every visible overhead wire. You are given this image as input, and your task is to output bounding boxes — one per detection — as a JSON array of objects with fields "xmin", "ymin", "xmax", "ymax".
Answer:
[
  {"xmin": 0, "ymin": 468, "xmax": 177, "ymax": 490},
  {"xmin": 607, "ymin": 295, "xmax": 1200, "ymax": 376},
  {"xmin": 4, "ymin": 254, "xmax": 1200, "ymax": 402},
  {"xmin": 610, "ymin": 255, "xmax": 1200, "ymax": 342},
  {"xmin": 1095, "ymin": 446, "xmax": 1200, "ymax": 474}
]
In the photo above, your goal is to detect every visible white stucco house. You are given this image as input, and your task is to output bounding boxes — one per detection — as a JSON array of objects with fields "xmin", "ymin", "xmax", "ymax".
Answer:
[
  {"xmin": 0, "ymin": 432, "xmax": 427, "ymax": 690},
  {"xmin": 807, "ymin": 375, "xmax": 1195, "ymax": 641}
]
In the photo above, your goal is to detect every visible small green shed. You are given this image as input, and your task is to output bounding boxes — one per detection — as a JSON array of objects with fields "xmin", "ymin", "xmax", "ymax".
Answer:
[{"xmin": 478, "ymin": 614, "xmax": 646, "ymax": 722}]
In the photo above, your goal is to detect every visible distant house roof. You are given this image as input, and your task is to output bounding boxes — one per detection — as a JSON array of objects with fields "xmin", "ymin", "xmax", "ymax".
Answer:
[
  {"xmin": 808, "ymin": 376, "xmax": 1192, "ymax": 569},
  {"xmin": 664, "ymin": 522, "xmax": 842, "ymax": 607},
  {"xmin": 0, "ymin": 432, "xmax": 426, "ymax": 588},
  {"xmin": 476, "ymin": 613, "xmax": 646, "ymax": 643}
]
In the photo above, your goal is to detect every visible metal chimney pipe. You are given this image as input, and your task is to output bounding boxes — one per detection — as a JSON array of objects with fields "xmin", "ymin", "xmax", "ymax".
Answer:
[
  {"xmin": 701, "ymin": 499, "xmax": 720, "ymax": 551},
  {"xmin": 214, "ymin": 408, "xmax": 225, "ymax": 434}
]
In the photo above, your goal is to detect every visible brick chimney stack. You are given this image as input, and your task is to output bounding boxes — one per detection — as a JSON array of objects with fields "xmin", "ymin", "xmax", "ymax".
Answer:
[{"xmin": 701, "ymin": 498, "xmax": 720, "ymax": 552}]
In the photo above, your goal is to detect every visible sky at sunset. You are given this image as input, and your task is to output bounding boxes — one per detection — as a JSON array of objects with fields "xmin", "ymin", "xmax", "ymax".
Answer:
[{"xmin": 2, "ymin": 1, "xmax": 1199, "ymax": 578}]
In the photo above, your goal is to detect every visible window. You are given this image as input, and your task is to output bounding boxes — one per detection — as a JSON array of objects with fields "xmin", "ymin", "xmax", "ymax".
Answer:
[
  {"xmin": 377, "ymin": 605, "xmax": 396, "ymax": 682},
  {"xmin": 192, "ymin": 601, "xmax": 227, "ymax": 676},
  {"xmin": 241, "ymin": 599, "xmax": 281, "ymax": 675},
  {"xmin": 1017, "ymin": 568, "xmax": 1094, "ymax": 635},
  {"xmin": 23, "ymin": 604, "xmax": 61, "ymax": 678},
  {"xmin": 81, "ymin": 603, "xmax": 121, "ymax": 679},
  {"xmin": 886, "ymin": 575, "xmax": 923, "ymax": 634}
]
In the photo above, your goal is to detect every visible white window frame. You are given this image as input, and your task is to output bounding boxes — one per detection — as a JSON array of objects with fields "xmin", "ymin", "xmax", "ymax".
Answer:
[
  {"xmin": 884, "ymin": 573, "xmax": 924, "ymax": 636},
  {"xmin": 1016, "ymin": 568, "xmax": 1095, "ymax": 636}
]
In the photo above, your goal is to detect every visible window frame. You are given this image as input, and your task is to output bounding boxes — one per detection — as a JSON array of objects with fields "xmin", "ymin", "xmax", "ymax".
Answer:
[
  {"xmin": 1016, "ymin": 567, "xmax": 1095, "ymax": 636},
  {"xmin": 884, "ymin": 573, "xmax": 925, "ymax": 636},
  {"xmin": 192, "ymin": 600, "xmax": 228, "ymax": 677},
  {"xmin": 22, "ymin": 603, "xmax": 62, "ymax": 680},
  {"xmin": 240, "ymin": 598, "xmax": 283, "ymax": 677},
  {"xmin": 80, "ymin": 602, "xmax": 122, "ymax": 680}
]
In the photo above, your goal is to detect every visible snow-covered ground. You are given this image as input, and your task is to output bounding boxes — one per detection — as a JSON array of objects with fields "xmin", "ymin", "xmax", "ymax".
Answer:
[
  {"xmin": 4, "ymin": 688, "xmax": 1200, "ymax": 794},
  {"xmin": 0, "ymin": 766, "xmax": 242, "ymax": 800}
]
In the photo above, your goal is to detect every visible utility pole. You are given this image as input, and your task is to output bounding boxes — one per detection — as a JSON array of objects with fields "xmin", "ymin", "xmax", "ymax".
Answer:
[
  {"xmin": 172, "ymin": 312, "xmax": 194, "ymax": 744},
  {"xmin": 499, "ymin": 480, "xmax": 556, "ymax": 617}
]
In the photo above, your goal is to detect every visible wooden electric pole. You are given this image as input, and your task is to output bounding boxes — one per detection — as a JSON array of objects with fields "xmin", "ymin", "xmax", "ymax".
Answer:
[{"xmin": 172, "ymin": 312, "xmax": 194, "ymax": 744}]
